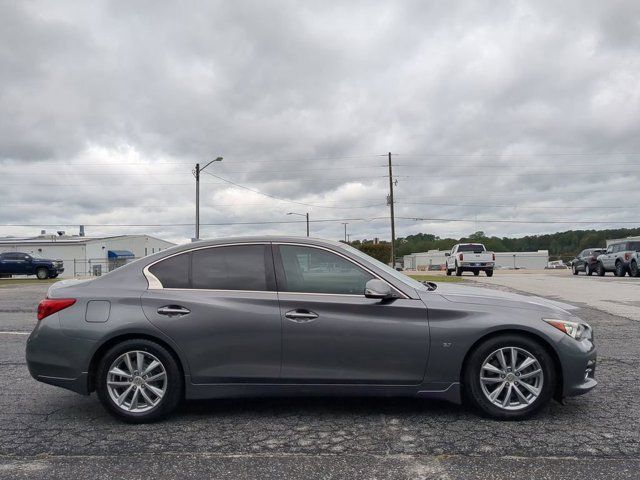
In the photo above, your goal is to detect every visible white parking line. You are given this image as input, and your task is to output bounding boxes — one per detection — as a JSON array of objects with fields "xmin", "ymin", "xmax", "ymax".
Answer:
[{"xmin": 0, "ymin": 331, "xmax": 29, "ymax": 335}]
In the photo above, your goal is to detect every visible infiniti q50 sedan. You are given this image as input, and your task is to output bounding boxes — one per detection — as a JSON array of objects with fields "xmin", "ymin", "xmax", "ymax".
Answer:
[{"xmin": 26, "ymin": 237, "xmax": 597, "ymax": 422}]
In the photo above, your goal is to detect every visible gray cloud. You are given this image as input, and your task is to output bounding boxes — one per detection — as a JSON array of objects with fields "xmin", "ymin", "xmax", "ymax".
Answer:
[{"xmin": 1, "ymin": 0, "xmax": 639, "ymax": 243}]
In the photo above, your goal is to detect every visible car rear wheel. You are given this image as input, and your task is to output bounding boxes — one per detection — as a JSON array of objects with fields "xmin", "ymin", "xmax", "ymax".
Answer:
[
  {"xmin": 455, "ymin": 263, "xmax": 463, "ymax": 276},
  {"xmin": 96, "ymin": 339, "xmax": 183, "ymax": 423},
  {"xmin": 446, "ymin": 268, "xmax": 451, "ymax": 276},
  {"xmin": 485, "ymin": 269, "xmax": 493, "ymax": 277},
  {"xmin": 597, "ymin": 262, "xmax": 605, "ymax": 276},
  {"xmin": 473, "ymin": 270, "xmax": 480, "ymax": 276},
  {"xmin": 586, "ymin": 264, "xmax": 594, "ymax": 276},
  {"xmin": 35, "ymin": 268, "xmax": 49, "ymax": 280},
  {"xmin": 631, "ymin": 260, "xmax": 639, "ymax": 278},
  {"xmin": 463, "ymin": 334, "xmax": 555, "ymax": 420},
  {"xmin": 614, "ymin": 262, "xmax": 626, "ymax": 277}
]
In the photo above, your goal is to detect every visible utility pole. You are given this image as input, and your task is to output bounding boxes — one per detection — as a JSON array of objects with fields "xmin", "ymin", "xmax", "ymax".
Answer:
[
  {"xmin": 387, "ymin": 152, "xmax": 396, "ymax": 267},
  {"xmin": 194, "ymin": 156, "xmax": 223, "ymax": 240},
  {"xmin": 287, "ymin": 212, "xmax": 309, "ymax": 237},
  {"xmin": 341, "ymin": 222, "xmax": 348, "ymax": 242}
]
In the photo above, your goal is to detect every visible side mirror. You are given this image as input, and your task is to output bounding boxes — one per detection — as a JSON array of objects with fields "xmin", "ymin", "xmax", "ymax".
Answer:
[
  {"xmin": 445, "ymin": 252, "xmax": 450, "ymax": 257},
  {"xmin": 364, "ymin": 279, "xmax": 396, "ymax": 300}
]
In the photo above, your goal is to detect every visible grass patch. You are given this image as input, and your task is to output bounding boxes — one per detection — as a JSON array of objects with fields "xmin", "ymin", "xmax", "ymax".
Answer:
[
  {"xmin": 406, "ymin": 274, "xmax": 465, "ymax": 283},
  {"xmin": 0, "ymin": 278, "xmax": 61, "ymax": 287}
]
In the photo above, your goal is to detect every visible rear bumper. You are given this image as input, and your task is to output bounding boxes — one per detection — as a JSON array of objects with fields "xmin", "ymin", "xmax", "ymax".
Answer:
[
  {"xmin": 459, "ymin": 262, "xmax": 494, "ymax": 269},
  {"xmin": 26, "ymin": 317, "xmax": 94, "ymax": 395}
]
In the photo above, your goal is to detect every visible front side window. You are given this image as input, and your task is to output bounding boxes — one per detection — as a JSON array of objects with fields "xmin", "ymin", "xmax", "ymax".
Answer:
[
  {"xmin": 277, "ymin": 245, "xmax": 374, "ymax": 295},
  {"xmin": 147, "ymin": 244, "xmax": 271, "ymax": 291}
]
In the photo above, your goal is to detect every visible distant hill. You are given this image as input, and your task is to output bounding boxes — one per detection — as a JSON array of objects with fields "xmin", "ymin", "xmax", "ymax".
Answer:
[{"xmin": 352, "ymin": 227, "xmax": 640, "ymax": 261}]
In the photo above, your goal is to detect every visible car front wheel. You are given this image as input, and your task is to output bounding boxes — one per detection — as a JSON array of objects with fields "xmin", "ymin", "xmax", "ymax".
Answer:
[
  {"xmin": 463, "ymin": 334, "xmax": 556, "ymax": 420},
  {"xmin": 586, "ymin": 264, "xmax": 594, "ymax": 276},
  {"xmin": 96, "ymin": 339, "xmax": 183, "ymax": 423},
  {"xmin": 614, "ymin": 262, "xmax": 626, "ymax": 277},
  {"xmin": 572, "ymin": 265, "xmax": 578, "ymax": 275},
  {"xmin": 596, "ymin": 262, "xmax": 605, "ymax": 276}
]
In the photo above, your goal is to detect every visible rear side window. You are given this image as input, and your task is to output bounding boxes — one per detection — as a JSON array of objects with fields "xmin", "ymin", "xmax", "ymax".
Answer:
[
  {"xmin": 628, "ymin": 242, "xmax": 640, "ymax": 251},
  {"xmin": 148, "ymin": 245, "xmax": 272, "ymax": 291},
  {"xmin": 191, "ymin": 245, "xmax": 269, "ymax": 291},
  {"xmin": 148, "ymin": 252, "xmax": 190, "ymax": 289}
]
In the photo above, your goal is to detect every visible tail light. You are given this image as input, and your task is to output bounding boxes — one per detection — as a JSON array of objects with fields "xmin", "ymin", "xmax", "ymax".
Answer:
[
  {"xmin": 459, "ymin": 253, "xmax": 464, "ymax": 261},
  {"xmin": 492, "ymin": 253, "xmax": 496, "ymax": 261},
  {"xmin": 37, "ymin": 298, "xmax": 76, "ymax": 320},
  {"xmin": 625, "ymin": 253, "xmax": 631, "ymax": 261}
]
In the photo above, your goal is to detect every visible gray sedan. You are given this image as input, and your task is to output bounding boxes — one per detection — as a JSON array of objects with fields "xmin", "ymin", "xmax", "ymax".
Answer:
[{"xmin": 26, "ymin": 237, "xmax": 597, "ymax": 422}]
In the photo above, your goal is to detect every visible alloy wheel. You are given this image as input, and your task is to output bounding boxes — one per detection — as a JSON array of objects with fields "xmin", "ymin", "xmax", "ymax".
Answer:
[
  {"xmin": 106, "ymin": 350, "xmax": 167, "ymax": 413},
  {"xmin": 479, "ymin": 347, "xmax": 544, "ymax": 411}
]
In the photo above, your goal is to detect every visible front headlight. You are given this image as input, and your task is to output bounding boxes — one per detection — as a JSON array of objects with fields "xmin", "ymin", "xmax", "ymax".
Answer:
[{"xmin": 543, "ymin": 318, "xmax": 586, "ymax": 340}]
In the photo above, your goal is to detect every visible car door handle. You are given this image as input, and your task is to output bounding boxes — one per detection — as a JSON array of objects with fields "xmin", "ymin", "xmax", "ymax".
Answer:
[
  {"xmin": 284, "ymin": 310, "xmax": 319, "ymax": 322},
  {"xmin": 157, "ymin": 305, "xmax": 191, "ymax": 317}
]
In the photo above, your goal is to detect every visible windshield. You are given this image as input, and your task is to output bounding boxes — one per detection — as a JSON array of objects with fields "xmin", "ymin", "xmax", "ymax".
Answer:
[{"xmin": 340, "ymin": 243, "xmax": 428, "ymax": 292}]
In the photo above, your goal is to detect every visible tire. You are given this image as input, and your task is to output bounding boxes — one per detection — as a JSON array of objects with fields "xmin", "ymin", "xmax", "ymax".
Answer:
[
  {"xmin": 455, "ymin": 263, "xmax": 463, "ymax": 276},
  {"xmin": 572, "ymin": 265, "xmax": 578, "ymax": 275},
  {"xmin": 463, "ymin": 334, "xmax": 556, "ymax": 420},
  {"xmin": 473, "ymin": 270, "xmax": 480, "ymax": 276},
  {"xmin": 631, "ymin": 260, "xmax": 639, "ymax": 278},
  {"xmin": 597, "ymin": 262, "xmax": 605, "ymax": 276},
  {"xmin": 586, "ymin": 264, "xmax": 594, "ymax": 276},
  {"xmin": 36, "ymin": 268, "xmax": 49, "ymax": 280},
  {"xmin": 485, "ymin": 269, "xmax": 493, "ymax": 277},
  {"xmin": 446, "ymin": 268, "xmax": 451, "ymax": 276},
  {"xmin": 614, "ymin": 261, "xmax": 626, "ymax": 277},
  {"xmin": 96, "ymin": 339, "xmax": 183, "ymax": 423}
]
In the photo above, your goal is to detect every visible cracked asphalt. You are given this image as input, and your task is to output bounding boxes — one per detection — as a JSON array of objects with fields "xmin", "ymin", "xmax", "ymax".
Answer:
[{"xmin": 0, "ymin": 279, "xmax": 639, "ymax": 479}]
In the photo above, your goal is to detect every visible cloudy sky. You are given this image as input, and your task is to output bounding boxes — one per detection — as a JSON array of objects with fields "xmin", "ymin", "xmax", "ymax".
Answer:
[{"xmin": 1, "ymin": 0, "xmax": 639, "ymax": 244}]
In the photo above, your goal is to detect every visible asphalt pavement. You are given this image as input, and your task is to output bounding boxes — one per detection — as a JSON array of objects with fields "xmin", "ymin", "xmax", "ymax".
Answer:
[{"xmin": 0, "ymin": 279, "xmax": 639, "ymax": 479}]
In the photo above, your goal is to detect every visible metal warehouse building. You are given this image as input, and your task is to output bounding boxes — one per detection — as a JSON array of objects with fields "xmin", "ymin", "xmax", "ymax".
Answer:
[
  {"xmin": 0, "ymin": 231, "xmax": 175, "ymax": 278},
  {"xmin": 403, "ymin": 249, "xmax": 550, "ymax": 271}
]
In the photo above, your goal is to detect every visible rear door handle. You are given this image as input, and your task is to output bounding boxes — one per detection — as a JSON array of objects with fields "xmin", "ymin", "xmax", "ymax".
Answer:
[
  {"xmin": 284, "ymin": 310, "xmax": 319, "ymax": 322},
  {"xmin": 157, "ymin": 305, "xmax": 191, "ymax": 317}
]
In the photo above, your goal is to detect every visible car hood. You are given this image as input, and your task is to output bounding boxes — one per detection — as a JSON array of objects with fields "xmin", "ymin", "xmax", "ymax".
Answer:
[{"xmin": 432, "ymin": 282, "xmax": 579, "ymax": 315}]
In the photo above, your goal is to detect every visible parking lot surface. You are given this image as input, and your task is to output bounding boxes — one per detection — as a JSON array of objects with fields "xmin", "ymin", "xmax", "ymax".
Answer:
[{"xmin": 1, "ymin": 278, "xmax": 639, "ymax": 479}]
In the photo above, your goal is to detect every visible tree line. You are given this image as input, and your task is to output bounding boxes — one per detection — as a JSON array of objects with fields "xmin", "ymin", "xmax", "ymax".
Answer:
[{"xmin": 349, "ymin": 227, "xmax": 640, "ymax": 262}]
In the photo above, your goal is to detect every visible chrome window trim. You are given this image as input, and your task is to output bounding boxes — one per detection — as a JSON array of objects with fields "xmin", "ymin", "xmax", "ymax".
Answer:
[{"xmin": 142, "ymin": 240, "xmax": 408, "ymax": 299}]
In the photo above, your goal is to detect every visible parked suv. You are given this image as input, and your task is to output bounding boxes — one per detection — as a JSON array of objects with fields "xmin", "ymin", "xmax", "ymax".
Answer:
[
  {"xmin": 596, "ymin": 241, "xmax": 640, "ymax": 277},
  {"xmin": 630, "ymin": 251, "xmax": 640, "ymax": 277},
  {"xmin": 0, "ymin": 252, "xmax": 64, "ymax": 279},
  {"xmin": 571, "ymin": 248, "xmax": 606, "ymax": 276}
]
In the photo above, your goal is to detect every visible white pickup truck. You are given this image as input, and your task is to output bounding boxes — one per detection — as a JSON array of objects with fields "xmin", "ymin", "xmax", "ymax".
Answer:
[{"xmin": 445, "ymin": 243, "xmax": 495, "ymax": 277}]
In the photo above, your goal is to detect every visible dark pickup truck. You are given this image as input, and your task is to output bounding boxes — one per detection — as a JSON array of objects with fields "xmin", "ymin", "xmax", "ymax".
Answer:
[{"xmin": 0, "ymin": 252, "xmax": 64, "ymax": 279}]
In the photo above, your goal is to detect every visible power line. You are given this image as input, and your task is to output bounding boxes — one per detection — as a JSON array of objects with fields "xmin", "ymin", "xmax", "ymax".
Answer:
[
  {"xmin": 0, "ymin": 217, "xmax": 386, "ymax": 227},
  {"xmin": 398, "ymin": 202, "xmax": 636, "ymax": 210},
  {"xmin": 397, "ymin": 216, "xmax": 640, "ymax": 225},
  {"xmin": 395, "ymin": 152, "xmax": 640, "ymax": 157},
  {"xmin": 202, "ymin": 171, "xmax": 383, "ymax": 209}
]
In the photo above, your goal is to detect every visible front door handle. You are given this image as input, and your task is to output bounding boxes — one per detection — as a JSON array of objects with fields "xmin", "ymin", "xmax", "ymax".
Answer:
[
  {"xmin": 157, "ymin": 305, "xmax": 191, "ymax": 317},
  {"xmin": 284, "ymin": 309, "xmax": 319, "ymax": 322}
]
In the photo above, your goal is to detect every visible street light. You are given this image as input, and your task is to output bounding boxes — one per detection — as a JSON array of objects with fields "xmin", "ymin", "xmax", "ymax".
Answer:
[
  {"xmin": 193, "ymin": 156, "xmax": 223, "ymax": 240},
  {"xmin": 287, "ymin": 212, "xmax": 309, "ymax": 237}
]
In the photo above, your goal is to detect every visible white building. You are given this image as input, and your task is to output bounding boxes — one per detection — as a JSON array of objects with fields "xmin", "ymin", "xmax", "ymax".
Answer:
[
  {"xmin": 0, "ymin": 232, "xmax": 175, "ymax": 278},
  {"xmin": 403, "ymin": 249, "xmax": 550, "ymax": 271}
]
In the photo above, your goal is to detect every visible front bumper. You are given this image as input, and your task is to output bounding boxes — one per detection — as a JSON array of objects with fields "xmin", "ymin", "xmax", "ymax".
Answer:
[
  {"xmin": 26, "ymin": 316, "xmax": 94, "ymax": 395},
  {"xmin": 559, "ymin": 335, "xmax": 598, "ymax": 398}
]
